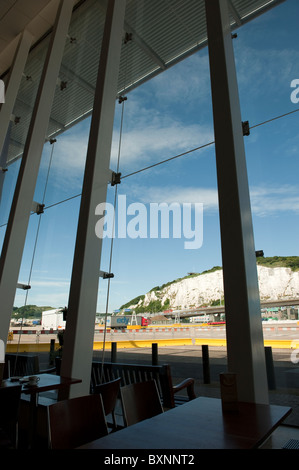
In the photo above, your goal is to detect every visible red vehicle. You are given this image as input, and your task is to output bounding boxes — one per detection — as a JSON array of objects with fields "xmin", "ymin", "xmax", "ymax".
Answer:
[
  {"xmin": 141, "ymin": 317, "xmax": 151, "ymax": 327},
  {"xmin": 107, "ymin": 315, "xmax": 151, "ymax": 329}
]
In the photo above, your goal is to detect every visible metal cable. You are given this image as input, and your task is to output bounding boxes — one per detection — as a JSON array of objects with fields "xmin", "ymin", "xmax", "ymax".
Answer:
[
  {"xmin": 100, "ymin": 36, "xmax": 130, "ymax": 381},
  {"xmin": 14, "ymin": 141, "xmax": 56, "ymax": 371},
  {"xmin": 1, "ymin": 106, "xmax": 298, "ymax": 231}
]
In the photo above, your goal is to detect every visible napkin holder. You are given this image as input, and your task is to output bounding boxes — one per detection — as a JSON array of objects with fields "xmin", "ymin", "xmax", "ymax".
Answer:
[{"xmin": 220, "ymin": 372, "xmax": 239, "ymax": 412}]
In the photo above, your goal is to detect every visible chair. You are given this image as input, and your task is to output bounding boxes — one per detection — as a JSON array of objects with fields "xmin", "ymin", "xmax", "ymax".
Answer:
[
  {"xmin": 4, "ymin": 353, "xmax": 56, "ymax": 379},
  {"xmin": 94, "ymin": 377, "xmax": 121, "ymax": 431},
  {"xmin": 91, "ymin": 361, "xmax": 196, "ymax": 409},
  {"xmin": 47, "ymin": 394, "xmax": 108, "ymax": 449},
  {"xmin": 120, "ymin": 380, "xmax": 164, "ymax": 427},
  {"xmin": 0, "ymin": 384, "xmax": 22, "ymax": 448}
]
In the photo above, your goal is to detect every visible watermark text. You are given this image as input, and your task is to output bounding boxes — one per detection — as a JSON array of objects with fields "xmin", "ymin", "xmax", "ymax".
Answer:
[
  {"xmin": 0, "ymin": 79, "xmax": 5, "ymax": 103},
  {"xmin": 95, "ymin": 195, "xmax": 203, "ymax": 249},
  {"xmin": 290, "ymin": 79, "xmax": 299, "ymax": 104},
  {"xmin": 291, "ymin": 340, "xmax": 299, "ymax": 364},
  {"xmin": 0, "ymin": 339, "xmax": 4, "ymax": 363}
]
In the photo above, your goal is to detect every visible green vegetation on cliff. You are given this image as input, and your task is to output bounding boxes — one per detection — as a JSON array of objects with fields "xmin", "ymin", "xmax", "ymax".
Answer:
[
  {"xmin": 120, "ymin": 257, "xmax": 299, "ymax": 311},
  {"xmin": 120, "ymin": 295, "xmax": 145, "ymax": 310},
  {"xmin": 256, "ymin": 256, "xmax": 299, "ymax": 271},
  {"xmin": 149, "ymin": 266, "xmax": 222, "ymax": 294}
]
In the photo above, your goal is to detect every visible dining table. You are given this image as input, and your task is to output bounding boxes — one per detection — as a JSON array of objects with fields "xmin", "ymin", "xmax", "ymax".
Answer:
[
  {"xmin": 1, "ymin": 373, "xmax": 82, "ymax": 403},
  {"xmin": 79, "ymin": 396, "xmax": 292, "ymax": 450},
  {"xmin": 1, "ymin": 373, "xmax": 82, "ymax": 448}
]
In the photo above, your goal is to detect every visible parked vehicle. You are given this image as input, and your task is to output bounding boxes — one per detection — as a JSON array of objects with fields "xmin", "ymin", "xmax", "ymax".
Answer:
[
  {"xmin": 41, "ymin": 309, "xmax": 66, "ymax": 330},
  {"xmin": 106, "ymin": 315, "xmax": 150, "ymax": 329}
]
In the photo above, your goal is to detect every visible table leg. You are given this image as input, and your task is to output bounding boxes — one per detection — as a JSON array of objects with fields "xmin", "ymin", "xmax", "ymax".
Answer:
[{"xmin": 28, "ymin": 392, "xmax": 38, "ymax": 449}]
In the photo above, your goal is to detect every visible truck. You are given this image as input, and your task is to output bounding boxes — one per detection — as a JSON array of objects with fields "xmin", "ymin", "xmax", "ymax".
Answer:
[
  {"xmin": 41, "ymin": 309, "xmax": 66, "ymax": 330},
  {"xmin": 106, "ymin": 315, "xmax": 150, "ymax": 329}
]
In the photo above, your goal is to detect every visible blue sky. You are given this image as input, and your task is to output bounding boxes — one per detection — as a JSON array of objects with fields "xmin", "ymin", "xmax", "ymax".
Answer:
[{"xmin": 1, "ymin": 0, "xmax": 299, "ymax": 312}]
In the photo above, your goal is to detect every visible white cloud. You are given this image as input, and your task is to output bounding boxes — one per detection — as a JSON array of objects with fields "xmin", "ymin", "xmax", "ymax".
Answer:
[
  {"xmin": 111, "ymin": 120, "xmax": 214, "ymax": 168},
  {"xmin": 46, "ymin": 93, "xmax": 214, "ymax": 185},
  {"xmin": 127, "ymin": 185, "xmax": 219, "ymax": 211},
  {"xmin": 30, "ymin": 279, "xmax": 70, "ymax": 288},
  {"xmin": 250, "ymin": 184, "xmax": 299, "ymax": 217},
  {"xmin": 235, "ymin": 44, "xmax": 299, "ymax": 96},
  {"xmin": 149, "ymin": 53, "xmax": 211, "ymax": 104},
  {"xmin": 125, "ymin": 183, "xmax": 299, "ymax": 218},
  {"xmin": 51, "ymin": 131, "xmax": 88, "ymax": 173}
]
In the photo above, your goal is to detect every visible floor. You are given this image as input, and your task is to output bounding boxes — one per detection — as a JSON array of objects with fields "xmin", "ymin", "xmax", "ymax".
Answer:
[
  {"xmin": 260, "ymin": 425, "xmax": 299, "ymax": 449},
  {"xmin": 98, "ymin": 346, "xmax": 299, "ymax": 449}
]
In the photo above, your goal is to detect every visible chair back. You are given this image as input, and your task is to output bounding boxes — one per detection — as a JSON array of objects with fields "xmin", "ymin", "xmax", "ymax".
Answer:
[
  {"xmin": 94, "ymin": 377, "xmax": 121, "ymax": 415},
  {"xmin": 94, "ymin": 377, "xmax": 121, "ymax": 429},
  {"xmin": 0, "ymin": 384, "xmax": 22, "ymax": 448},
  {"xmin": 120, "ymin": 379, "xmax": 163, "ymax": 427},
  {"xmin": 4, "ymin": 354, "xmax": 40, "ymax": 378},
  {"xmin": 47, "ymin": 394, "xmax": 108, "ymax": 449}
]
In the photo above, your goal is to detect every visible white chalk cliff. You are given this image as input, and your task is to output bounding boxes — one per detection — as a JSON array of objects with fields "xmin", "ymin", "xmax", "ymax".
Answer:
[{"xmin": 129, "ymin": 265, "xmax": 299, "ymax": 311}]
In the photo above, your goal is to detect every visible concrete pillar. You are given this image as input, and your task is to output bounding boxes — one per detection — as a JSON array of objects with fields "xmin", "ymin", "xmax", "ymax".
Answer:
[
  {"xmin": 0, "ymin": 0, "xmax": 74, "ymax": 369},
  {"xmin": 0, "ymin": 31, "xmax": 33, "ymax": 204},
  {"xmin": 60, "ymin": 0, "xmax": 126, "ymax": 397},
  {"xmin": 205, "ymin": 0, "xmax": 268, "ymax": 403},
  {"xmin": 0, "ymin": 30, "xmax": 33, "ymax": 156}
]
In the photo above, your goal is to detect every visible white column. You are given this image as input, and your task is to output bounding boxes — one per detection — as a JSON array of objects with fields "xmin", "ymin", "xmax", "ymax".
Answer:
[
  {"xmin": 205, "ymin": 0, "xmax": 268, "ymax": 403},
  {"xmin": 0, "ymin": 31, "xmax": 33, "ymax": 203},
  {"xmin": 0, "ymin": 0, "xmax": 74, "ymax": 364},
  {"xmin": 60, "ymin": 0, "xmax": 126, "ymax": 397},
  {"xmin": 0, "ymin": 30, "xmax": 33, "ymax": 156}
]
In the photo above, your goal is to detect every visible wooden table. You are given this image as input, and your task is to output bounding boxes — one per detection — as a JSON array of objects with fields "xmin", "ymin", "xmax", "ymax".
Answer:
[
  {"xmin": 2, "ymin": 373, "xmax": 81, "ymax": 404},
  {"xmin": 21, "ymin": 374, "xmax": 81, "ymax": 404},
  {"xmin": 79, "ymin": 397, "xmax": 292, "ymax": 450},
  {"xmin": 2, "ymin": 374, "xmax": 82, "ymax": 448}
]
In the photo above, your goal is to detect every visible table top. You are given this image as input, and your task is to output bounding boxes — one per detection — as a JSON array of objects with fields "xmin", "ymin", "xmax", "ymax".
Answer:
[
  {"xmin": 1, "ymin": 373, "xmax": 82, "ymax": 394},
  {"xmin": 80, "ymin": 397, "xmax": 292, "ymax": 450}
]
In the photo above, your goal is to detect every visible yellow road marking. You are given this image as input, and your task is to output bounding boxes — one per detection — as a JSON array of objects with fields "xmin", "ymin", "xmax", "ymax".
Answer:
[{"xmin": 6, "ymin": 337, "xmax": 299, "ymax": 353}]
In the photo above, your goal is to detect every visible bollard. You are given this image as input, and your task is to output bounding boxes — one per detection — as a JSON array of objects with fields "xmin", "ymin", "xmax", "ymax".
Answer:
[
  {"xmin": 111, "ymin": 342, "xmax": 117, "ymax": 363},
  {"xmin": 265, "ymin": 346, "xmax": 276, "ymax": 390},
  {"xmin": 152, "ymin": 343, "xmax": 158, "ymax": 365},
  {"xmin": 202, "ymin": 345, "xmax": 210, "ymax": 384},
  {"xmin": 49, "ymin": 338, "xmax": 55, "ymax": 365}
]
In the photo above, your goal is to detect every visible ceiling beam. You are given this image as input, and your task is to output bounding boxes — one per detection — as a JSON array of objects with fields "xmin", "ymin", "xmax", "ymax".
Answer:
[
  {"xmin": 227, "ymin": 0, "xmax": 242, "ymax": 26},
  {"xmin": 124, "ymin": 20, "xmax": 166, "ymax": 71}
]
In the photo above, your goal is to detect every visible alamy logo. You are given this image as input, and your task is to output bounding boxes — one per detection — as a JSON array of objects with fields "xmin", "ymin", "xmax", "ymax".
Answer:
[
  {"xmin": 0, "ymin": 339, "xmax": 4, "ymax": 363},
  {"xmin": 290, "ymin": 79, "xmax": 299, "ymax": 104},
  {"xmin": 291, "ymin": 340, "xmax": 299, "ymax": 364},
  {"xmin": 0, "ymin": 79, "xmax": 5, "ymax": 103},
  {"xmin": 95, "ymin": 195, "xmax": 203, "ymax": 250}
]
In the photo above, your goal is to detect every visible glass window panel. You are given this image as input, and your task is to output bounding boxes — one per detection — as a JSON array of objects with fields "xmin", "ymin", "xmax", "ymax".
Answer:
[
  {"xmin": 0, "ymin": 38, "xmax": 49, "ymax": 247},
  {"xmin": 6, "ymin": 1, "xmax": 298, "ymax": 423},
  {"xmin": 235, "ymin": 0, "xmax": 299, "ymax": 426},
  {"xmin": 96, "ymin": 37, "xmax": 224, "ymax": 398},
  {"xmin": 6, "ymin": 0, "xmax": 107, "ymax": 367}
]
